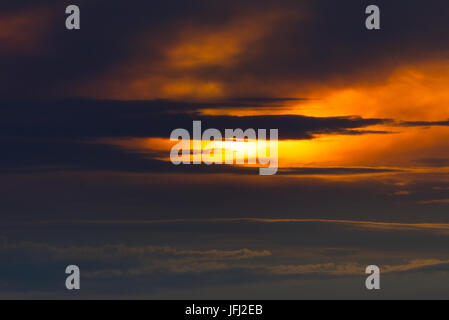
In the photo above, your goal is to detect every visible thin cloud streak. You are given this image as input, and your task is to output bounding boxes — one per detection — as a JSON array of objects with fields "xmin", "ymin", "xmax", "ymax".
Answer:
[{"xmin": 24, "ymin": 218, "xmax": 449, "ymax": 233}]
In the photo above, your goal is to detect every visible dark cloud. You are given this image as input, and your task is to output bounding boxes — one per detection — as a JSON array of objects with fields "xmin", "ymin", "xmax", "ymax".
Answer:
[
  {"xmin": 399, "ymin": 120, "xmax": 449, "ymax": 127},
  {"xmin": 193, "ymin": 97, "xmax": 308, "ymax": 110},
  {"xmin": 278, "ymin": 167, "xmax": 402, "ymax": 175},
  {"xmin": 239, "ymin": 0, "xmax": 449, "ymax": 82},
  {"xmin": 1, "ymin": 1, "xmax": 449, "ymax": 98},
  {"xmin": 1, "ymin": 220, "xmax": 449, "ymax": 298},
  {"xmin": 0, "ymin": 0, "xmax": 224, "ymax": 98},
  {"xmin": 0, "ymin": 136, "xmax": 402, "ymax": 176},
  {"xmin": 0, "ymin": 138, "xmax": 165, "ymax": 174},
  {"xmin": 0, "ymin": 99, "xmax": 391, "ymax": 140},
  {"xmin": 0, "ymin": 98, "xmax": 394, "ymax": 175},
  {"xmin": 415, "ymin": 158, "xmax": 449, "ymax": 167}
]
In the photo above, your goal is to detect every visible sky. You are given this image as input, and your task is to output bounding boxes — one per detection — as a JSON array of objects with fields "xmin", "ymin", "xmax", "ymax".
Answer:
[{"xmin": 1, "ymin": 0, "xmax": 449, "ymax": 299}]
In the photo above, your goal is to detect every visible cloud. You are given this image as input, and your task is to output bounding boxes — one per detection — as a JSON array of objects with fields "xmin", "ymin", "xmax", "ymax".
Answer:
[
  {"xmin": 1, "ymin": 1, "xmax": 449, "ymax": 100},
  {"xmin": 0, "ymin": 241, "xmax": 271, "ymax": 278},
  {"xmin": 0, "ymin": 241, "xmax": 271, "ymax": 262},
  {"xmin": 0, "ymin": 99, "xmax": 400, "ymax": 174},
  {"xmin": 2, "ymin": 215, "xmax": 449, "ymax": 297},
  {"xmin": 0, "ymin": 136, "xmax": 405, "ymax": 175},
  {"xmin": 278, "ymin": 167, "xmax": 402, "ymax": 175},
  {"xmin": 27, "ymin": 218, "xmax": 449, "ymax": 234},
  {"xmin": 393, "ymin": 190, "xmax": 412, "ymax": 196},
  {"xmin": 82, "ymin": 1, "xmax": 449, "ymax": 100},
  {"xmin": 268, "ymin": 259, "xmax": 449, "ymax": 276},
  {"xmin": 419, "ymin": 199, "xmax": 449, "ymax": 205},
  {"xmin": 0, "ymin": 6, "xmax": 53, "ymax": 56},
  {"xmin": 1, "ymin": 239, "xmax": 448, "ymax": 293},
  {"xmin": 416, "ymin": 158, "xmax": 449, "ymax": 167},
  {"xmin": 399, "ymin": 120, "xmax": 449, "ymax": 127},
  {"xmin": 0, "ymin": 99, "xmax": 392, "ymax": 139}
]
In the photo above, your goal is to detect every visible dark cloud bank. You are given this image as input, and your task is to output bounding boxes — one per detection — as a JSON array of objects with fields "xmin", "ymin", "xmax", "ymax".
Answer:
[{"xmin": 1, "ymin": 0, "xmax": 449, "ymax": 98}]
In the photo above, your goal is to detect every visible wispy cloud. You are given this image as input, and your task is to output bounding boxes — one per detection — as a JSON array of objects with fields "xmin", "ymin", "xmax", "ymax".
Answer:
[
  {"xmin": 419, "ymin": 199, "xmax": 449, "ymax": 205},
  {"xmin": 26, "ymin": 218, "xmax": 449, "ymax": 233},
  {"xmin": 268, "ymin": 259, "xmax": 449, "ymax": 276}
]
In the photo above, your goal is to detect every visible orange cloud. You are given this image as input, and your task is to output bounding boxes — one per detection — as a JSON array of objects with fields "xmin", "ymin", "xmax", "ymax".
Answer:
[
  {"xmin": 266, "ymin": 61, "xmax": 449, "ymax": 171},
  {"xmin": 166, "ymin": 11, "xmax": 284, "ymax": 69},
  {"xmin": 0, "ymin": 7, "xmax": 52, "ymax": 55},
  {"xmin": 294, "ymin": 61, "xmax": 449, "ymax": 121},
  {"xmin": 79, "ymin": 9, "xmax": 296, "ymax": 100},
  {"xmin": 162, "ymin": 80, "xmax": 224, "ymax": 99}
]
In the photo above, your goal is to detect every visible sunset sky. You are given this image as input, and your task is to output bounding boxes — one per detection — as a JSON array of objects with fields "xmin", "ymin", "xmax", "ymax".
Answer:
[{"xmin": 1, "ymin": 0, "xmax": 449, "ymax": 299}]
